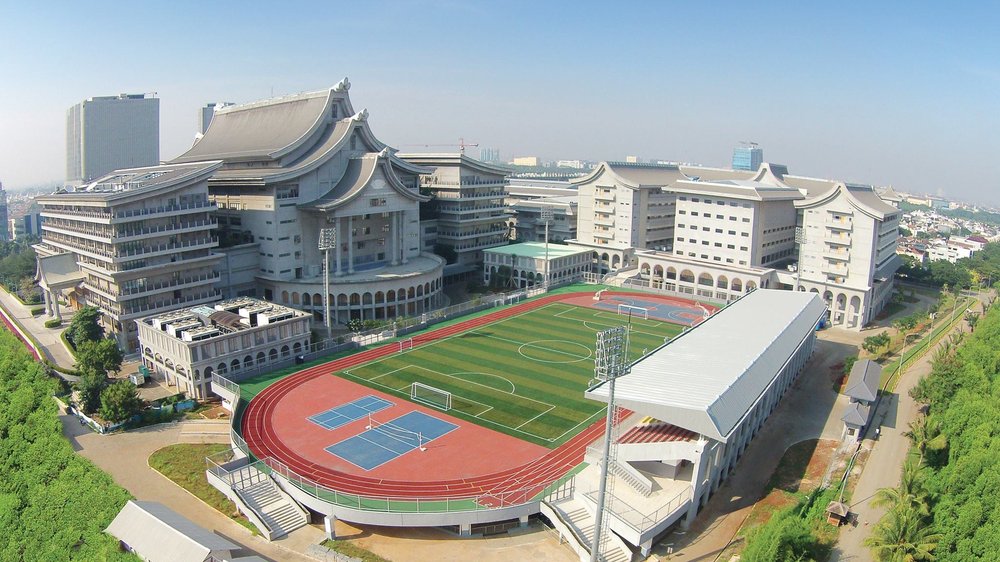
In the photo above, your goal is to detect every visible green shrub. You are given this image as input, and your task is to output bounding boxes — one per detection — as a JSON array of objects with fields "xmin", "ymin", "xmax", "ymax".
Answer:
[
  {"xmin": 29, "ymin": 307, "xmax": 44, "ymax": 316},
  {"xmin": 43, "ymin": 318, "xmax": 61, "ymax": 328}
]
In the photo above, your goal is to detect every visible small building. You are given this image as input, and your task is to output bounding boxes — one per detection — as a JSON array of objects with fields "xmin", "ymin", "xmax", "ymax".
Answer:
[
  {"xmin": 483, "ymin": 242, "xmax": 591, "ymax": 288},
  {"xmin": 841, "ymin": 358, "xmax": 881, "ymax": 441},
  {"xmin": 136, "ymin": 297, "xmax": 312, "ymax": 399},
  {"xmin": 106, "ymin": 500, "xmax": 260, "ymax": 562}
]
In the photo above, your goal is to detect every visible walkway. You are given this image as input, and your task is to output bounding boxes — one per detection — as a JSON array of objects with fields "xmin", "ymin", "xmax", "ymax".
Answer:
[
  {"xmin": 0, "ymin": 287, "xmax": 77, "ymax": 372},
  {"xmin": 653, "ymin": 328, "xmax": 863, "ymax": 561},
  {"xmin": 830, "ymin": 305, "xmax": 974, "ymax": 561}
]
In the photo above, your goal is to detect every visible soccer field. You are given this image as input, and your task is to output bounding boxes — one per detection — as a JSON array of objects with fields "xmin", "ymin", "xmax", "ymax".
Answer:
[{"xmin": 336, "ymin": 302, "xmax": 685, "ymax": 447}]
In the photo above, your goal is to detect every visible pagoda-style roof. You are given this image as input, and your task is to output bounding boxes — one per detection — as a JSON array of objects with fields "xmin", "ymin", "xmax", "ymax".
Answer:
[{"xmin": 302, "ymin": 149, "xmax": 430, "ymax": 211}]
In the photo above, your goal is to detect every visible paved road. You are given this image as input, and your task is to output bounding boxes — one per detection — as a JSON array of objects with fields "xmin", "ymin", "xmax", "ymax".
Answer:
[
  {"xmin": 656, "ymin": 328, "xmax": 863, "ymax": 561},
  {"xmin": 830, "ymin": 311, "xmax": 972, "ymax": 561},
  {"xmin": 0, "ymin": 287, "xmax": 78, "ymax": 375}
]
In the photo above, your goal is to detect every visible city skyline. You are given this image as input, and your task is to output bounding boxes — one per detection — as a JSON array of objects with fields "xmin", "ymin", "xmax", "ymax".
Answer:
[{"xmin": 1, "ymin": 2, "xmax": 998, "ymax": 204}]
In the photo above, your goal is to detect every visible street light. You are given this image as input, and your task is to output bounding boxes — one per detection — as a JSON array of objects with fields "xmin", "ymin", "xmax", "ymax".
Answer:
[
  {"xmin": 591, "ymin": 325, "xmax": 630, "ymax": 562},
  {"xmin": 894, "ymin": 331, "xmax": 920, "ymax": 385},
  {"xmin": 319, "ymin": 226, "xmax": 337, "ymax": 342},
  {"xmin": 540, "ymin": 207, "xmax": 554, "ymax": 291}
]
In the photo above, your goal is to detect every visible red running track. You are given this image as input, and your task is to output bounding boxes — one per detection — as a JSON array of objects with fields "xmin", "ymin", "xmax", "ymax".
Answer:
[{"xmin": 240, "ymin": 291, "xmax": 698, "ymax": 506}]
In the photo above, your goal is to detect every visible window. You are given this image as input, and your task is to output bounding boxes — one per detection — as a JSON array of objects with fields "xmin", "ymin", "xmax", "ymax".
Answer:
[
  {"xmin": 717, "ymin": 200, "xmax": 725, "ymax": 206},
  {"xmin": 691, "ymin": 198, "xmax": 699, "ymax": 203},
  {"xmin": 714, "ymin": 242, "xmax": 722, "ymax": 247},
  {"xmin": 370, "ymin": 198, "xmax": 387, "ymax": 207},
  {"xmin": 741, "ymin": 232, "xmax": 749, "ymax": 237},
  {"xmin": 356, "ymin": 241, "xmax": 365, "ymax": 249},
  {"xmin": 740, "ymin": 246, "xmax": 748, "ymax": 251},
  {"xmin": 691, "ymin": 212, "xmax": 699, "ymax": 216},
  {"xmin": 728, "ymin": 230, "xmax": 736, "ymax": 235},
  {"xmin": 716, "ymin": 214, "xmax": 724, "ymax": 219},
  {"xmin": 702, "ymin": 240, "xmax": 709, "ymax": 245},
  {"xmin": 701, "ymin": 254, "xmax": 709, "ymax": 259},
  {"xmin": 729, "ymin": 216, "xmax": 737, "ymax": 221},
  {"xmin": 742, "ymin": 217, "xmax": 751, "ymax": 222},
  {"xmin": 293, "ymin": 235, "xmax": 301, "ymax": 244},
  {"xmin": 715, "ymin": 228, "xmax": 723, "ymax": 233},
  {"xmin": 727, "ymin": 244, "xmax": 735, "ymax": 249}
]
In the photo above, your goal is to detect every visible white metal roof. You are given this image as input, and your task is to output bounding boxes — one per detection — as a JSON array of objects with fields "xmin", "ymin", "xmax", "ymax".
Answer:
[
  {"xmin": 105, "ymin": 500, "xmax": 238, "ymax": 562},
  {"xmin": 586, "ymin": 289, "xmax": 826, "ymax": 442}
]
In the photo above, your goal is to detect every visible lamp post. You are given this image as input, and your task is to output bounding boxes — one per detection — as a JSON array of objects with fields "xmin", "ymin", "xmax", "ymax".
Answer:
[
  {"xmin": 793, "ymin": 226, "xmax": 807, "ymax": 292},
  {"xmin": 591, "ymin": 325, "xmax": 630, "ymax": 562},
  {"xmin": 894, "ymin": 331, "xmax": 920, "ymax": 384},
  {"xmin": 319, "ymin": 226, "xmax": 337, "ymax": 342},
  {"xmin": 541, "ymin": 208, "xmax": 554, "ymax": 291}
]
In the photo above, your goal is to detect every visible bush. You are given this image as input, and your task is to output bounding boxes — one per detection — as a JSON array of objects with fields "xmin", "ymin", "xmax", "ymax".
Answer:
[
  {"xmin": 29, "ymin": 307, "xmax": 44, "ymax": 316},
  {"xmin": 43, "ymin": 318, "xmax": 61, "ymax": 328},
  {"xmin": 99, "ymin": 380, "xmax": 143, "ymax": 423}
]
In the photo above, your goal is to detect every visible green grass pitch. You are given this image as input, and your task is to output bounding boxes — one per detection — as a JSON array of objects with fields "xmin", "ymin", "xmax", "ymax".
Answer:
[{"xmin": 336, "ymin": 302, "xmax": 685, "ymax": 447}]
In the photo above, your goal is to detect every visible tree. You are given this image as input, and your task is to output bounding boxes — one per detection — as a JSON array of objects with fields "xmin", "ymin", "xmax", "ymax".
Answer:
[
  {"xmin": 75, "ymin": 339, "xmax": 123, "ymax": 376},
  {"xmin": 905, "ymin": 417, "xmax": 947, "ymax": 466},
  {"xmin": 75, "ymin": 370, "xmax": 106, "ymax": 415},
  {"xmin": 64, "ymin": 306, "xmax": 103, "ymax": 348},
  {"xmin": 863, "ymin": 331, "xmax": 892, "ymax": 355},
  {"xmin": 98, "ymin": 381, "xmax": 142, "ymax": 423},
  {"xmin": 966, "ymin": 311, "xmax": 980, "ymax": 332},
  {"xmin": 872, "ymin": 459, "xmax": 930, "ymax": 516},
  {"xmin": 864, "ymin": 507, "xmax": 940, "ymax": 562}
]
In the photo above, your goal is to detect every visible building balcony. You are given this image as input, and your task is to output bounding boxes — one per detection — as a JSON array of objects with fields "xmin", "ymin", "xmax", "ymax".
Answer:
[
  {"xmin": 593, "ymin": 230, "xmax": 615, "ymax": 240},
  {"xmin": 112, "ymin": 237, "xmax": 218, "ymax": 262},
  {"xmin": 120, "ymin": 290, "xmax": 220, "ymax": 319},
  {"xmin": 825, "ymin": 235, "xmax": 851, "ymax": 246},
  {"xmin": 437, "ymin": 227, "xmax": 509, "ymax": 240},
  {"xmin": 450, "ymin": 236, "xmax": 508, "ymax": 252},
  {"xmin": 594, "ymin": 192, "xmax": 615, "ymax": 202},
  {"xmin": 421, "ymin": 178, "xmax": 506, "ymax": 188},
  {"xmin": 822, "ymin": 261, "xmax": 849, "ymax": 275},
  {"xmin": 825, "ymin": 219, "xmax": 853, "ymax": 231},
  {"xmin": 88, "ymin": 272, "xmax": 221, "ymax": 303},
  {"xmin": 41, "ymin": 208, "xmax": 114, "ymax": 224},
  {"xmin": 433, "ymin": 190, "xmax": 506, "ymax": 200},
  {"xmin": 41, "ymin": 218, "xmax": 217, "ymax": 245},
  {"xmin": 110, "ymin": 201, "xmax": 216, "ymax": 224},
  {"xmin": 823, "ymin": 251, "xmax": 851, "ymax": 262}
]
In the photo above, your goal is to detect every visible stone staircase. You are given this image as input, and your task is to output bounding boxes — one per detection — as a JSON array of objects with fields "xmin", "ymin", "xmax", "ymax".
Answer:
[
  {"xmin": 232, "ymin": 465, "xmax": 309, "ymax": 538},
  {"xmin": 548, "ymin": 497, "xmax": 632, "ymax": 562}
]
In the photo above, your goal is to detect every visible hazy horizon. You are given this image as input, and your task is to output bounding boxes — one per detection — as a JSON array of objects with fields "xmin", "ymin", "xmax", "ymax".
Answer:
[{"xmin": 1, "ymin": 2, "xmax": 998, "ymax": 204}]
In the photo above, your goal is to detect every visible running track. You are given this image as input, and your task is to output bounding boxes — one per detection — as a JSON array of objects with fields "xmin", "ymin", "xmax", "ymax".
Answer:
[{"xmin": 240, "ymin": 291, "xmax": 695, "ymax": 507}]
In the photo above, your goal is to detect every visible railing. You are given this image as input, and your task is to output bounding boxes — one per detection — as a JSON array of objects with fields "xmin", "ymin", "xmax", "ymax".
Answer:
[
  {"xmin": 115, "ymin": 236, "xmax": 218, "ymax": 258},
  {"xmin": 422, "ymin": 178, "xmax": 506, "ymax": 187},
  {"xmin": 433, "ymin": 190, "xmax": 506, "ymax": 200},
  {"xmin": 121, "ymin": 290, "xmax": 219, "ymax": 317},
  {"xmin": 582, "ymin": 485, "xmax": 692, "ymax": 534},
  {"xmin": 119, "ymin": 273, "xmax": 220, "ymax": 296},
  {"xmin": 114, "ymin": 200, "xmax": 215, "ymax": 219}
]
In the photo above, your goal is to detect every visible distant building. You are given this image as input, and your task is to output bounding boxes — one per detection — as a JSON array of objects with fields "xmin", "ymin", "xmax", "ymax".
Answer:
[
  {"xmin": 66, "ymin": 93, "xmax": 160, "ymax": 185},
  {"xmin": 136, "ymin": 297, "xmax": 312, "ymax": 399},
  {"xmin": 511, "ymin": 156, "xmax": 540, "ymax": 167},
  {"xmin": 556, "ymin": 160, "xmax": 585, "ymax": 169},
  {"xmin": 9, "ymin": 211, "xmax": 42, "ymax": 240},
  {"xmin": 479, "ymin": 147, "xmax": 501, "ymax": 164},
  {"xmin": 483, "ymin": 242, "xmax": 591, "ymax": 288},
  {"xmin": 732, "ymin": 144, "xmax": 763, "ymax": 171},
  {"xmin": 198, "ymin": 102, "xmax": 234, "ymax": 135},
  {"xmin": 625, "ymin": 156, "xmax": 639, "ymax": 163},
  {"xmin": 0, "ymin": 182, "xmax": 8, "ymax": 241},
  {"xmin": 510, "ymin": 196, "xmax": 577, "ymax": 243},
  {"xmin": 36, "ymin": 161, "xmax": 223, "ymax": 351}
]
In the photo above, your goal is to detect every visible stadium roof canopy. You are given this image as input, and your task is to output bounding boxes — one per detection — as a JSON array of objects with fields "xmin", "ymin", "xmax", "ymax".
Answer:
[{"xmin": 586, "ymin": 289, "xmax": 826, "ymax": 443}]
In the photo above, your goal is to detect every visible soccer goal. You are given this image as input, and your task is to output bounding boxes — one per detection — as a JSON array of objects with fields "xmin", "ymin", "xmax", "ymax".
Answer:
[
  {"xmin": 366, "ymin": 414, "xmax": 426, "ymax": 451},
  {"xmin": 399, "ymin": 338, "xmax": 413, "ymax": 352},
  {"xmin": 617, "ymin": 304, "xmax": 649, "ymax": 320},
  {"xmin": 411, "ymin": 382, "xmax": 452, "ymax": 411}
]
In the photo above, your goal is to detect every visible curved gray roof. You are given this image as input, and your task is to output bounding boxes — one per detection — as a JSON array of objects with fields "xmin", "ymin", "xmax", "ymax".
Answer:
[
  {"xmin": 573, "ymin": 161, "xmax": 685, "ymax": 189},
  {"xmin": 586, "ymin": 290, "xmax": 826, "ymax": 442},
  {"xmin": 175, "ymin": 90, "xmax": 331, "ymax": 163},
  {"xmin": 304, "ymin": 151, "xmax": 429, "ymax": 210}
]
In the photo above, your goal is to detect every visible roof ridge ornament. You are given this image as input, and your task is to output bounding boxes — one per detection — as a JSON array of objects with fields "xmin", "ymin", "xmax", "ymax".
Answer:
[
  {"xmin": 333, "ymin": 77, "xmax": 351, "ymax": 92},
  {"xmin": 351, "ymin": 108, "xmax": 369, "ymax": 122}
]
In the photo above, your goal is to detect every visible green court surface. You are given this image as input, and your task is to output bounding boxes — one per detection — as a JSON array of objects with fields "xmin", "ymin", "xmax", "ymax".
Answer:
[{"xmin": 337, "ymin": 302, "xmax": 684, "ymax": 447}]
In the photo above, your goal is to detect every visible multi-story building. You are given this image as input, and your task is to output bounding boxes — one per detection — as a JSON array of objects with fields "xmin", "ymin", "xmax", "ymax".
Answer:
[
  {"xmin": 396, "ymin": 153, "xmax": 509, "ymax": 282},
  {"xmin": 9, "ymin": 210, "xmax": 42, "ymax": 240},
  {"xmin": 66, "ymin": 93, "xmax": 160, "ymax": 185},
  {"xmin": 569, "ymin": 161, "xmax": 679, "ymax": 272},
  {"xmin": 35, "ymin": 161, "xmax": 223, "ymax": 350},
  {"xmin": 170, "ymin": 79, "xmax": 445, "ymax": 325},
  {"xmin": 136, "ymin": 297, "xmax": 312, "ymax": 399},
  {"xmin": 483, "ymin": 242, "xmax": 592, "ymax": 288},
  {"xmin": 509, "ymin": 196, "xmax": 577, "ymax": 243},
  {"xmin": 198, "ymin": 102, "xmax": 234, "ymax": 135},
  {"xmin": 732, "ymin": 143, "xmax": 763, "ymax": 171},
  {"xmin": 0, "ymin": 182, "xmax": 8, "ymax": 242}
]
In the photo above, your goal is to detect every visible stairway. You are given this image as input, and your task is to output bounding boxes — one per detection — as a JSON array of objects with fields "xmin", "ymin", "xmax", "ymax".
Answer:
[
  {"xmin": 548, "ymin": 498, "xmax": 632, "ymax": 562},
  {"xmin": 232, "ymin": 465, "xmax": 308, "ymax": 538}
]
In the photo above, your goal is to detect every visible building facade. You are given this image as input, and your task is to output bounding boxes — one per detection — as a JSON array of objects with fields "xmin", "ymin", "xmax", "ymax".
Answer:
[
  {"xmin": 136, "ymin": 297, "xmax": 312, "ymax": 399},
  {"xmin": 66, "ymin": 93, "xmax": 160, "ymax": 185},
  {"xmin": 0, "ymin": 183, "xmax": 8, "ymax": 242},
  {"xmin": 483, "ymin": 242, "xmax": 591, "ymax": 288},
  {"xmin": 171, "ymin": 79, "xmax": 445, "ymax": 326},
  {"xmin": 732, "ymin": 144, "xmax": 763, "ymax": 171},
  {"xmin": 396, "ymin": 153, "xmax": 509, "ymax": 281},
  {"xmin": 35, "ymin": 162, "xmax": 223, "ymax": 351}
]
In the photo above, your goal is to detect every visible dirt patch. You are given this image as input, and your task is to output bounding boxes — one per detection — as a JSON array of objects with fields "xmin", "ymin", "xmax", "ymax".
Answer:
[
  {"xmin": 768, "ymin": 439, "xmax": 838, "ymax": 494},
  {"xmin": 195, "ymin": 405, "xmax": 229, "ymax": 420}
]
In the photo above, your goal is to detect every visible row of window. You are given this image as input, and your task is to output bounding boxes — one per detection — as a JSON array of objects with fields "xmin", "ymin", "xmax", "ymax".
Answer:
[
  {"xmin": 676, "ymin": 249, "xmax": 748, "ymax": 266},
  {"xmin": 676, "ymin": 238, "xmax": 748, "ymax": 251},
  {"xmin": 678, "ymin": 210, "xmax": 751, "ymax": 223},
  {"xmin": 679, "ymin": 196, "xmax": 752, "ymax": 208},
  {"xmin": 677, "ymin": 224, "xmax": 750, "ymax": 237}
]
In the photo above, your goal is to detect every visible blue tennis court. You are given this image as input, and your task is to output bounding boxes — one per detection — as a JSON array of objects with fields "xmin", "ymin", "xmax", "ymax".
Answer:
[
  {"xmin": 308, "ymin": 395, "xmax": 393, "ymax": 430},
  {"xmin": 593, "ymin": 295, "xmax": 708, "ymax": 325},
  {"xmin": 325, "ymin": 411, "xmax": 458, "ymax": 470}
]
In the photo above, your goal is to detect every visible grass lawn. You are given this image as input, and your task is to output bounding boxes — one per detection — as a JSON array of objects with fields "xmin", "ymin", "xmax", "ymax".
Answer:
[
  {"xmin": 148, "ymin": 443, "xmax": 257, "ymax": 534},
  {"xmin": 320, "ymin": 539, "xmax": 391, "ymax": 562},
  {"xmin": 335, "ymin": 302, "xmax": 683, "ymax": 447}
]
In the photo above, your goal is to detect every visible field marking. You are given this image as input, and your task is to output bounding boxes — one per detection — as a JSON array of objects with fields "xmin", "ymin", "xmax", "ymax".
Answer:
[
  {"xmin": 450, "ymin": 371, "xmax": 516, "ymax": 393},
  {"xmin": 515, "ymin": 404, "xmax": 557, "ymax": 430},
  {"xmin": 517, "ymin": 340, "xmax": 592, "ymax": 364}
]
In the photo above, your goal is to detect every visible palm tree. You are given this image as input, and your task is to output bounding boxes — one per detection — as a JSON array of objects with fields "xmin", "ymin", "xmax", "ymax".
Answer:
[
  {"xmin": 906, "ymin": 417, "xmax": 947, "ymax": 465},
  {"xmin": 872, "ymin": 460, "xmax": 930, "ymax": 516},
  {"xmin": 865, "ymin": 506, "xmax": 941, "ymax": 561}
]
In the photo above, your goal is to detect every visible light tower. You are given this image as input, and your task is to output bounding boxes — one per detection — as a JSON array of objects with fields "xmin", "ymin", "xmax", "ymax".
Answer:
[
  {"xmin": 591, "ymin": 325, "xmax": 631, "ymax": 562},
  {"xmin": 319, "ymin": 226, "xmax": 337, "ymax": 341},
  {"xmin": 541, "ymin": 207, "xmax": 554, "ymax": 290}
]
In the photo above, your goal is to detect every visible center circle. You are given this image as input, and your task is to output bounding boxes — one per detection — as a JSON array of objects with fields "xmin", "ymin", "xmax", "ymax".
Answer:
[{"xmin": 517, "ymin": 340, "xmax": 593, "ymax": 364}]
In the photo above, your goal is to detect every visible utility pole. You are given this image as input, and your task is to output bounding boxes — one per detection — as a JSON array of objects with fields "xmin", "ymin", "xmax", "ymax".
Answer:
[{"xmin": 319, "ymin": 226, "xmax": 337, "ymax": 342}]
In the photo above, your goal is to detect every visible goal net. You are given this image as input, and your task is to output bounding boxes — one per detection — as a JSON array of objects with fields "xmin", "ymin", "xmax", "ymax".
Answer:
[
  {"xmin": 411, "ymin": 382, "xmax": 452, "ymax": 411},
  {"xmin": 617, "ymin": 304, "xmax": 649, "ymax": 320},
  {"xmin": 399, "ymin": 338, "xmax": 413, "ymax": 352},
  {"xmin": 366, "ymin": 414, "xmax": 426, "ymax": 451}
]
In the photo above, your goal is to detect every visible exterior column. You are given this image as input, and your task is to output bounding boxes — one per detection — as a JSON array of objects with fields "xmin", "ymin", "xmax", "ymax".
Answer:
[
  {"xmin": 324, "ymin": 514, "xmax": 336, "ymax": 540},
  {"xmin": 347, "ymin": 216, "xmax": 354, "ymax": 274},
  {"xmin": 334, "ymin": 217, "xmax": 343, "ymax": 277},
  {"xmin": 42, "ymin": 289, "xmax": 53, "ymax": 317},
  {"xmin": 390, "ymin": 211, "xmax": 399, "ymax": 266},
  {"xmin": 519, "ymin": 514, "xmax": 529, "ymax": 528},
  {"xmin": 400, "ymin": 211, "xmax": 408, "ymax": 265},
  {"xmin": 51, "ymin": 290, "xmax": 62, "ymax": 321},
  {"xmin": 459, "ymin": 523, "xmax": 471, "ymax": 537}
]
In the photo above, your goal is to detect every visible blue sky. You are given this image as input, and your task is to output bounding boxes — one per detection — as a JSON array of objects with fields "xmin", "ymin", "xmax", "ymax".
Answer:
[{"xmin": 1, "ymin": 1, "xmax": 998, "ymax": 203}]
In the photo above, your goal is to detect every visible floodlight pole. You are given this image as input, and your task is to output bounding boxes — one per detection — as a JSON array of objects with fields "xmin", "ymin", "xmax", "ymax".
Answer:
[
  {"xmin": 591, "ymin": 325, "xmax": 629, "ymax": 562},
  {"xmin": 541, "ymin": 207, "xmax": 554, "ymax": 291},
  {"xmin": 319, "ymin": 226, "xmax": 337, "ymax": 342}
]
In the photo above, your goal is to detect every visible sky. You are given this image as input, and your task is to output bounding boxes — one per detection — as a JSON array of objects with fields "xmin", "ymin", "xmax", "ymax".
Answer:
[{"xmin": 1, "ymin": 1, "xmax": 998, "ymax": 204}]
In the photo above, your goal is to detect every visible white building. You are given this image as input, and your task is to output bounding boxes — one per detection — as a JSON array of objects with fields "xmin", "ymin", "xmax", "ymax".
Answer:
[
  {"xmin": 170, "ymin": 79, "xmax": 445, "ymax": 325},
  {"xmin": 66, "ymin": 93, "xmax": 159, "ymax": 185},
  {"xmin": 483, "ymin": 242, "xmax": 591, "ymax": 288},
  {"xmin": 136, "ymin": 297, "xmax": 312, "ymax": 399},
  {"xmin": 35, "ymin": 162, "xmax": 223, "ymax": 351},
  {"xmin": 569, "ymin": 290, "xmax": 825, "ymax": 556},
  {"xmin": 396, "ymin": 153, "xmax": 509, "ymax": 282}
]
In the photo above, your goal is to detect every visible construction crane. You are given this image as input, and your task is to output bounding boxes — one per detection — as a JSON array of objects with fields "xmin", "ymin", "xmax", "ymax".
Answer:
[{"xmin": 398, "ymin": 137, "xmax": 479, "ymax": 154}]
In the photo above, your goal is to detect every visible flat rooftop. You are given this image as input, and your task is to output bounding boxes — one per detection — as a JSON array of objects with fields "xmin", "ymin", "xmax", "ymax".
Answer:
[{"xmin": 484, "ymin": 242, "xmax": 591, "ymax": 259}]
